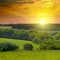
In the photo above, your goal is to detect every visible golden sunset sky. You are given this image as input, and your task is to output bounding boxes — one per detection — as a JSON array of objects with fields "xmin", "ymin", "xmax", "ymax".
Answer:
[{"xmin": 0, "ymin": 0, "xmax": 60, "ymax": 24}]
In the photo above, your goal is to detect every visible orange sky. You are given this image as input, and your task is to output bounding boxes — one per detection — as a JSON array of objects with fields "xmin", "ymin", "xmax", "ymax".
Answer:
[{"xmin": 0, "ymin": 0, "xmax": 60, "ymax": 24}]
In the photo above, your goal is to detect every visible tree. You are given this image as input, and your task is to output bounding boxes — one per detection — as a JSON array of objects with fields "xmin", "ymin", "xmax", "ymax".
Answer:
[
  {"xmin": 32, "ymin": 37, "xmax": 41, "ymax": 44},
  {"xmin": 54, "ymin": 32, "xmax": 60, "ymax": 40}
]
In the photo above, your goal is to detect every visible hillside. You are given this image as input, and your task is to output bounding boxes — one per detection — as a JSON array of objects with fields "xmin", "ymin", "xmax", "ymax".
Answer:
[
  {"xmin": 0, "ymin": 38, "xmax": 60, "ymax": 60},
  {"xmin": 0, "ymin": 38, "xmax": 39, "ymax": 50}
]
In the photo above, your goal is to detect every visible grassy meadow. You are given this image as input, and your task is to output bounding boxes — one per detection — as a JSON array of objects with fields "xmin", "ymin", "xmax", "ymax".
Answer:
[{"xmin": 0, "ymin": 38, "xmax": 60, "ymax": 60}]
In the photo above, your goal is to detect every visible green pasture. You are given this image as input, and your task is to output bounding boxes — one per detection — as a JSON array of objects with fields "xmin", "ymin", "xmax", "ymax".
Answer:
[{"xmin": 0, "ymin": 38, "xmax": 60, "ymax": 60}]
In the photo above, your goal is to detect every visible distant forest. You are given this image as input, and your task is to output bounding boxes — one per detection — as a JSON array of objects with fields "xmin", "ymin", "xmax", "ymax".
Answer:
[
  {"xmin": 0, "ymin": 24, "xmax": 60, "ymax": 31},
  {"xmin": 0, "ymin": 24, "xmax": 60, "ymax": 50}
]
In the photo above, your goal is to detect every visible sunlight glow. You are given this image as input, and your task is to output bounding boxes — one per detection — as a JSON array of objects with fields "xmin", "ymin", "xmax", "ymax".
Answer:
[{"xmin": 40, "ymin": 19, "xmax": 46, "ymax": 25}]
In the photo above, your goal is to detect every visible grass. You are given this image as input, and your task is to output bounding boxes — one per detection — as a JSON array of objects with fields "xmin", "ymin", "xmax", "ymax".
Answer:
[
  {"xmin": 0, "ymin": 26, "xmax": 12, "ymax": 29},
  {"xmin": 0, "ymin": 38, "xmax": 60, "ymax": 60},
  {"xmin": 0, "ymin": 38, "xmax": 39, "ymax": 50}
]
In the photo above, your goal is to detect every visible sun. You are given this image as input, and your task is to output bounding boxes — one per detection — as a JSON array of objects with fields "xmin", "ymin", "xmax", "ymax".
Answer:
[{"xmin": 40, "ymin": 20, "xmax": 46, "ymax": 25}]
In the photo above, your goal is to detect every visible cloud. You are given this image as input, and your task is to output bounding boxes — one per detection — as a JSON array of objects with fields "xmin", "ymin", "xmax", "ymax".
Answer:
[
  {"xmin": 0, "ymin": 0, "xmax": 60, "ymax": 24},
  {"xmin": 0, "ymin": 0, "xmax": 35, "ymax": 6}
]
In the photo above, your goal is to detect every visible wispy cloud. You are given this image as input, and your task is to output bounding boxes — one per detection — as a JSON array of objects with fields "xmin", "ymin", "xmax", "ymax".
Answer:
[
  {"xmin": 0, "ymin": 0, "xmax": 60, "ymax": 24},
  {"xmin": 0, "ymin": 0, "xmax": 35, "ymax": 6}
]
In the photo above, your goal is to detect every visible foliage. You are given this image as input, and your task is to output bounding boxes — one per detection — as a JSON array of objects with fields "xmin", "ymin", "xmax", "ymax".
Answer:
[
  {"xmin": 0, "ymin": 29, "xmax": 14, "ymax": 38},
  {"xmin": 0, "ymin": 28, "xmax": 60, "ymax": 42},
  {"xmin": 40, "ymin": 40, "xmax": 60, "ymax": 50},
  {"xmin": 12, "ymin": 30, "xmax": 30, "ymax": 40},
  {"xmin": 54, "ymin": 32, "xmax": 60, "ymax": 40},
  {"xmin": 23, "ymin": 43, "xmax": 33, "ymax": 50},
  {"xmin": 32, "ymin": 37, "xmax": 41, "ymax": 44},
  {"xmin": 0, "ymin": 42, "xmax": 19, "ymax": 51}
]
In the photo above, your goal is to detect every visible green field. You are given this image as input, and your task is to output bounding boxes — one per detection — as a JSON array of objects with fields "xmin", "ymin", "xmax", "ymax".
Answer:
[{"xmin": 0, "ymin": 38, "xmax": 60, "ymax": 60}]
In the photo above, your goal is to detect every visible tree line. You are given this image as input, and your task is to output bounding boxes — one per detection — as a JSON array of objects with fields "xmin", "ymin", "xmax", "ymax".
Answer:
[
  {"xmin": 0, "ymin": 24, "xmax": 60, "ymax": 31},
  {"xmin": 0, "ymin": 29, "xmax": 60, "ymax": 41}
]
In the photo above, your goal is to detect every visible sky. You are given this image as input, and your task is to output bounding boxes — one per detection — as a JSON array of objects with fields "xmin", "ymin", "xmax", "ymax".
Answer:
[{"xmin": 0, "ymin": 0, "xmax": 60, "ymax": 24}]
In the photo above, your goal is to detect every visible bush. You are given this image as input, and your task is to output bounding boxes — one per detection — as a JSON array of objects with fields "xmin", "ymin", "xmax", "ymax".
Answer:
[
  {"xmin": 50, "ymin": 45, "xmax": 60, "ymax": 50},
  {"xmin": 40, "ymin": 43, "xmax": 52, "ymax": 50},
  {"xmin": 54, "ymin": 32, "xmax": 60, "ymax": 40},
  {"xmin": 32, "ymin": 37, "xmax": 41, "ymax": 44},
  {"xmin": 23, "ymin": 43, "xmax": 33, "ymax": 50},
  {"xmin": 40, "ymin": 40, "xmax": 60, "ymax": 50},
  {"xmin": 0, "ymin": 42, "xmax": 19, "ymax": 51}
]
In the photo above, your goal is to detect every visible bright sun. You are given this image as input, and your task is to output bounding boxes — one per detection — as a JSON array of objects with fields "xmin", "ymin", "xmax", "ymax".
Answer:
[{"xmin": 40, "ymin": 20, "xmax": 46, "ymax": 25}]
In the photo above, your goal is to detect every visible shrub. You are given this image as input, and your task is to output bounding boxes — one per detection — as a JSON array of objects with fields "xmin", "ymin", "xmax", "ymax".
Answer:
[
  {"xmin": 0, "ymin": 42, "xmax": 19, "ymax": 51},
  {"xmin": 40, "ymin": 40, "xmax": 60, "ymax": 50},
  {"xmin": 54, "ymin": 32, "xmax": 60, "ymax": 40},
  {"xmin": 50, "ymin": 45, "xmax": 60, "ymax": 50},
  {"xmin": 23, "ymin": 43, "xmax": 33, "ymax": 50},
  {"xmin": 40, "ymin": 44, "xmax": 53, "ymax": 50},
  {"xmin": 32, "ymin": 37, "xmax": 41, "ymax": 44}
]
